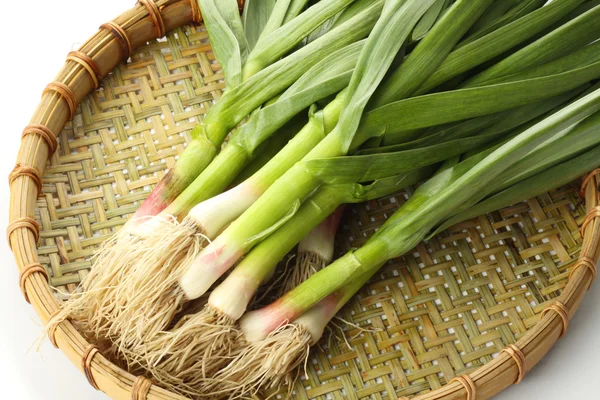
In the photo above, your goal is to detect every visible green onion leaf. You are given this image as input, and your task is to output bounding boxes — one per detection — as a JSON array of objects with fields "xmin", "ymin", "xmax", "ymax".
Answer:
[
  {"xmin": 305, "ymin": 132, "xmax": 501, "ymax": 184},
  {"xmin": 435, "ymin": 143, "xmax": 600, "ymax": 234},
  {"xmin": 363, "ymin": 86, "xmax": 586, "ymax": 153},
  {"xmin": 411, "ymin": 0, "xmax": 448, "ymax": 42},
  {"xmin": 230, "ymin": 40, "xmax": 362, "ymax": 155},
  {"xmin": 360, "ymin": 61, "xmax": 600, "ymax": 146},
  {"xmin": 200, "ymin": 0, "xmax": 249, "ymax": 88},
  {"xmin": 461, "ymin": 0, "xmax": 546, "ymax": 46},
  {"xmin": 242, "ymin": 0, "xmax": 277, "ymax": 50},
  {"xmin": 416, "ymin": 0, "xmax": 586, "ymax": 94},
  {"xmin": 329, "ymin": 0, "xmax": 438, "ymax": 154},
  {"xmin": 243, "ymin": 0, "xmax": 356, "ymax": 79},
  {"xmin": 466, "ymin": 3, "xmax": 600, "ymax": 87},
  {"xmin": 373, "ymin": 0, "xmax": 493, "ymax": 107},
  {"xmin": 202, "ymin": 1, "xmax": 380, "ymax": 145}
]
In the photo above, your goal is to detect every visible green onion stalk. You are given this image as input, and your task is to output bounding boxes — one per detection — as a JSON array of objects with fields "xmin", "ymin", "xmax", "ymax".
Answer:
[
  {"xmin": 123, "ymin": 169, "xmax": 432, "ymax": 397},
  {"xmin": 148, "ymin": 48, "xmax": 600, "ymax": 366},
  {"xmin": 177, "ymin": 54, "xmax": 600, "ymax": 305},
  {"xmin": 129, "ymin": 0, "xmax": 356, "ymax": 224},
  {"xmin": 212, "ymin": 87, "xmax": 600, "ymax": 395},
  {"xmin": 46, "ymin": 0, "xmax": 371, "ymax": 352},
  {"xmin": 150, "ymin": 0, "xmax": 487, "ymax": 314},
  {"xmin": 170, "ymin": 0, "xmax": 437, "ymax": 324},
  {"xmin": 68, "ymin": 0, "xmax": 454, "ymax": 357},
  {"xmin": 133, "ymin": 36, "xmax": 365, "ymax": 236},
  {"xmin": 229, "ymin": 116, "xmax": 306, "ymax": 187},
  {"xmin": 139, "ymin": 0, "xmax": 487, "ymax": 269}
]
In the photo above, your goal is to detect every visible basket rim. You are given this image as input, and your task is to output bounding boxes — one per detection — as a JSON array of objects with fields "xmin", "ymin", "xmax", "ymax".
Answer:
[{"xmin": 7, "ymin": 1, "xmax": 598, "ymax": 399}]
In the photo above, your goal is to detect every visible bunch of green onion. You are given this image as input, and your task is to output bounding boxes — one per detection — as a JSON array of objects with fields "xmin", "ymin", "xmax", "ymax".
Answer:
[{"xmin": 47, "ymin": 0, "xmax": 600, "ymax": 398}]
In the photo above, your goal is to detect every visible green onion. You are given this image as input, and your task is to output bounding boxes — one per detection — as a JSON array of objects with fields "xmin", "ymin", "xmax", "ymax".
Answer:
[
  {"xmin": 127, "ymin": 169, "xmax": 431, "ymax": 395},
  {"xmin": 178, "ymin": 0, "xmax": 437, "ymax": 301},
  {"xmin": 206, "ymin": 89, "xmax": 600, "ymax": 394},
  {"xmin": 230, "ymin": 115, "xmax": 307, "ymax": 187},
  {"xmin": 240, "ymin": 86, "xmax": 600, "ymax": 343},
  {"xmin": 131, "ymin": 0, "xmax": 370, "ymax": 223}
]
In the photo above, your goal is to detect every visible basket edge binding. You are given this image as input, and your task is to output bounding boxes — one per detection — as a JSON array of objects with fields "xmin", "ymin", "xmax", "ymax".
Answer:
[
  {"xmin": 6, "ymin": 1, "xmax": 599, "ymax": 399},
  {"xmin": 7, "ymin": 1, "xmax": 196, "ymax": 399}
]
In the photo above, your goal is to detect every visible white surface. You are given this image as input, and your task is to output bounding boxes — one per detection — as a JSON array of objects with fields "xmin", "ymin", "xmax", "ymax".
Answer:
[{"xmin": 0, "ymin": 1, "xmax": 598, "ymax": 399}]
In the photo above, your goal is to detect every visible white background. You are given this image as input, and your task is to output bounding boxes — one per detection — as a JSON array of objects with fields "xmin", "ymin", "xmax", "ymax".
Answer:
[{"xmin": 0, "ymin": 1, "xmax": 598, "ymax": 399}]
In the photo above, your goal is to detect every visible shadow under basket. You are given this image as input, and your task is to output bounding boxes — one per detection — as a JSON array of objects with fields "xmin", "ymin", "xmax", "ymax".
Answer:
[{"xmin": 7, "ymin": 1, "xmax": 600, "ymax": 399}]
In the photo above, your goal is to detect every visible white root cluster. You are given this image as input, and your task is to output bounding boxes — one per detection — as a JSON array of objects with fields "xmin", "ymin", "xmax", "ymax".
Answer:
[{"xmin": 206, "ymin": 324, "xmax": 313, "ymax": 399}]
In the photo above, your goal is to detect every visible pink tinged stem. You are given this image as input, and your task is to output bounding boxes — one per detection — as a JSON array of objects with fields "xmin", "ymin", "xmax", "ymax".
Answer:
[
  {"xmin": 240, "ymin": 288, "xmax": 342, "ymax": 344},
  {"xmin": 178, "ymin": 235, "xmax": 245, "ymax": 299},
  {"xmin": 126, "ymin": 170, "xmax": 178, "ymax": 228},
  {"xmin": 242, "ymin": 267, "xmax": 377, "ymax": 343},
  {"xmin": 294, "ymin": 291, "xmax": 341, "ymax": 344},
  {"xmin": 129, "ymin": 137, "xmax": 217, "ymax": 226},
  {"xmin": 239, "ymin": 297, "xmax": 307, "ymax": 343},
  {"xmin": 295, "ymin": 268, "xmax": 380, "ymax": 344}
]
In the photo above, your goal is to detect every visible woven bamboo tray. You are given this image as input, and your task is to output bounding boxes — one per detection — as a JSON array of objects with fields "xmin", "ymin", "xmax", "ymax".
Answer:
[{"xmin": 7, "ymin": 1, "xmax": 600, "ymax": 399}]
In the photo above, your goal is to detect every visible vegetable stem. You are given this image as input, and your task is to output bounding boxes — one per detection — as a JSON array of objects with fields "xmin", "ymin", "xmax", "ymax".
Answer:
[
  {"xmin": 186, "ymin": 92, "xmax": 346, "ymax": 237},
  {"xmin": 179, "ymin": 0, "xmax": 437, "ymax": 300},
  {"xmin": 132, "ymin": 0, "xmax": 380, "ymax": 221},
  {"xmin": 242, "ymin": 87, "xmax": 600, "ymax": 337}
]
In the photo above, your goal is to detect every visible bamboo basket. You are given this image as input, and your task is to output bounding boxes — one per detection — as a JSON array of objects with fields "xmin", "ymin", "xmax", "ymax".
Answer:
[{"xmin": 7, "ymin": 1, "xmax": 599, "ymax": 399}]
